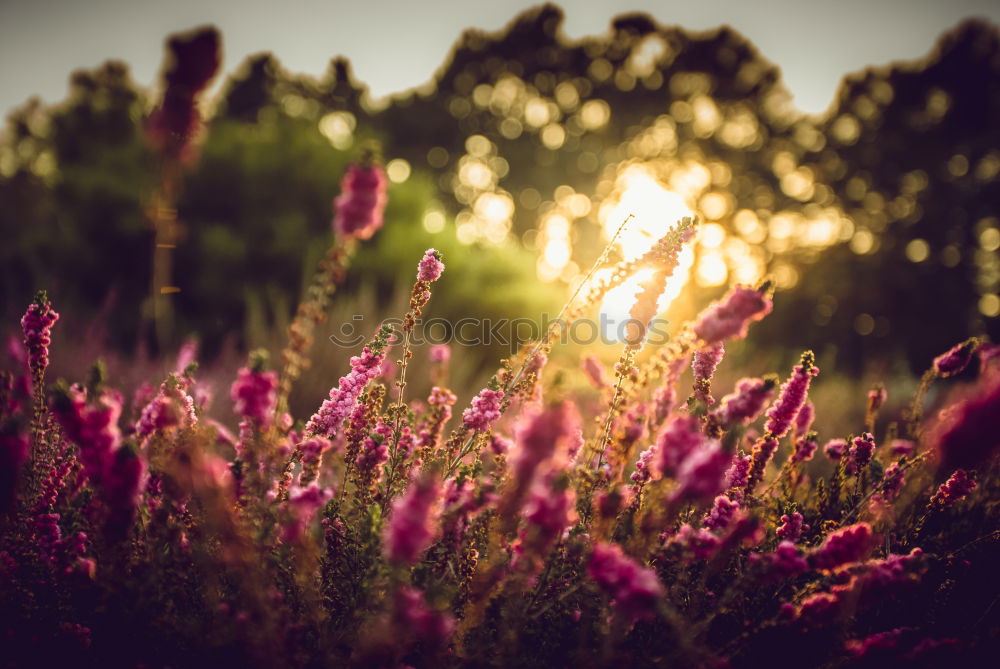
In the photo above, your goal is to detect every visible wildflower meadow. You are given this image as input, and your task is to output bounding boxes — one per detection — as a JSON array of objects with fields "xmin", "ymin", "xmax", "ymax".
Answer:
[{"xmin": 3, "ymin": 11, "xmax": 1000, "ymax": 669}]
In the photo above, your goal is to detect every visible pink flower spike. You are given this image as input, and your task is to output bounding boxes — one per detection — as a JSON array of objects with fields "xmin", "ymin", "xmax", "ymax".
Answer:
[
  {"xmin": 809, "ymin": 523, "xmax": 875, "ymax": 570},
  {"xmin": 933, "ymin": 337, "xmax": 978, "ymax": 378},
  {"xmin": 693, "ymin": 284, "xmax": 773, "ymax": 344},
  {"xmin": 333, "ymin": 162, "xmax": 387, "ymax": 241},
  {"xmin": 764, "ymin": 351, "xmax": 818, "ymax": 439},
  {"xmin": 588, "ymin": 542, "xmax": 664, "ymax": 623},
  {"xmin": 384, "ymin": 470, "xmax": 442, "ymax": 564},
  {"xmin": 416, "ymin": 248, "xmax": 445, "ymax": 282},
  {"xmin": 711, "ymin": 377, "xmax": 777, "ymax": 426},
  {"xmin": 462, "ymin": 387, "xmax": 504, "ymax": 433},
  {"xmin": 930, "ymin": 469, "xmax": 976, "ymax": 507},
  {"xmin": 21, "ymin": 291, "xmax": 59, "ymax": 385},
  {"xmin": 429, "ymin": 344, "xmax": 451, "ymax": 364}
]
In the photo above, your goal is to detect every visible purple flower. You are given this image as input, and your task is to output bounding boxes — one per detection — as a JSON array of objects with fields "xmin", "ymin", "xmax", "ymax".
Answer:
[
  {"xmin": 655, "ymin": 415, "xmax": 705, "ymax": 475},
  {"xmin": 933, "ymin": 337, "xmax": 978, "ymax": 377},
  {"xmin": 702, "ymin": 495, "xmax": 740, "ymax": 530},
  {"xmin": 230, "ymin": 363, "xmax": 278, "ymax": 428},
  {"xmin": 393, "ymin": 586, "xmax": 455, "ymax": 646},
  {"xmin": 384, "ymin": 470, "xmax": 441, "ymax": 564},
  {"xmin": 881, "ymin": 462, "xmax": 906, "ymax": 500},
  {"xmin": 429, "ymin": 344, "xmax": 451, "ymax": 364},
  {"xmin": 724, "ymin": 455, "xmax": 751, "ymax": 493},
  {"xmin": 790, "ymin": 432, "xmax": 818, "ymax": 464},
  {"xmin": 691, "ymin": 342, "xmax": 725, "ymax": 404},
  {"xmin": 710, "ymin": 377, "xmax": 777, "ymax": 426},
  {"xmin": 462, "ymin": 387, "xmax": 504, "ymax": 433},
  {"xmin": 764, "ymin": 351, "xmax": 818, "ymax": 439},
  {"xmin": 667, "ymin": 524, "xmax": 721, "ymax": 560},
  {"xmin": 776, "ymin": 512, "xmax": 809, "ymax": 542},
  {"xmin": 751, "ymin": 540, "xmax": 809, "ymax": 580},
  {"xmin": 581, "ymin": 354, "xmax": 610, "ymax": 389},
  {"xmin": 671, "ymin": 440, "xmax": 731, "ymax": 504},
  {"xmin": 930, "ymin": 469, "xmax": 976, "ymax": 507},
  {"xmin": 145, "ymin": 28, "xmax": 221, "ymax": 163},
  {"xmin": 824, "ymin": 438, "xmax": 847, "ymax": 460},
  {"xmin": 693, "ymin": 284, "xmax": 773, "ymax": 344},
  {"xmin": 846, "ymin": 432, "xmax": 876, "ymax": 474},
  {"xmin": 281, "ymin": 483, "xmax": 334, "ymax": 543},
  {"xmin": 809, "ymin": 523, "xmax": 874, "ymax": 570},
  {"xmin": 889, "ymin": 439, "xmax": 915, "ymax": 457},
  {"xmin": 794, "ymin": 401, "xmax": 815, "ymax": 438},
  {"xmin": 306, "ymin": 324, "xmax": 392, "ymax": 438},
  {"xmin": 509, "ymin": 401, "xmax": 580, "ymax": 485},
  {"xmin": 333, "ymin": 162, "xmax": 388, "ymax": 240},
  {"xmin": 416, "ymin": 248, "xmax": 445, "ymax": 282},
  {"xmin": 21, "ymin": 291, "xmax": 59, "ymax": 385},
  {"xmin": 588, "ymin": 542, "xmax": 664, "ymax": 622},
  {"xmin": 930, "ymin": 369, "xmax": 1000, "ymax": 472}
]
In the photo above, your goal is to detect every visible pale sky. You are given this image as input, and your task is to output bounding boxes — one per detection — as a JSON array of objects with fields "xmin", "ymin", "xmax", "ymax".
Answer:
[{"xmin": 1, "ymin": 0, "xmax": 998, "ymax": 118}]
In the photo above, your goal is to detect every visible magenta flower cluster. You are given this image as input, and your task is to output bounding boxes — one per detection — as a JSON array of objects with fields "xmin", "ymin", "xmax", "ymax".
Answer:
[{"xmin": 333, "ymin": 163, "xmax": 388, "ymax": 240}]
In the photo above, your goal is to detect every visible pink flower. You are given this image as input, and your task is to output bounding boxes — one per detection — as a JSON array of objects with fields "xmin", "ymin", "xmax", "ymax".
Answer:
[
  {"xmin": 867, "ymin": 385, "xmax": 887, "ymax": 412},
  {"xmin": 764, "ymin": 351, "xmax": 818, "ymax": 438},
  {"xmin": 724, "ymin": 455, "xmax": 751, "ymax": 494},
  {"xmin": 21, "ymin": 291, "xmax": 59, "ymax": 384},
  {"xmin": 588, "ymin": 542, "xmax": 664, "ymax": 622},
  {"xmin": 393, "ymin": 586, "xmax": 455, "ymax": 646},
  {"xmin": 667, "ymin": 524, "xmax": 721, "ymax": 560},
  {"xmin": 671, "ymin": 440, "xmax": 731, "ymax": 504},
  {"xmin": 416, "ymin": 248, "xmax": 445, "ymax": 282},
  {"xmin": 776, "ymin": 512, "xmax": 809, "ymax": 542},
  {"xmin": 881, "ymin": 462, "xmax": 906, "ymax": 500},
  {"xmin": 298, "ymin": 436, "xmax": 334, "ymax": 486},
  {"xmin": 933, "ymin": 337, "xmax": 978, "ymax": 377},
  {"xmin": 384, "ymin": 470, "xmax": 441, "ymax": 564},
  {"xmin": 751, "ymin": 540, "xmax": 809, "ymax": 580},
  {"xmin": 306, "ymin": 324, "xmax": 392, "ymax": 438},
  {"xmin": 889, "ymin": 439, "xmax": 915, "ymax": 457},
  {"xmin": 333, "ymin": 162, "xmax": 388, "ymax": 240},
  {"xmin": 693, "ymin": 284, "xmax": 773, "ymax": 344},
  {"xmin": 824, "ymin": 438, "xmax": 847, "ymax": 460},
  {"xmin": 356, "ymin": 417, "xmax": 391, "ymax": 477},
  {"xmin": 52, "ymin": 386, "xmax": 123, "ymax": 487},
  {"xmin": 845, "ymin": 629, "xmax": 909, "ymax": 658},
  {"xmin": 135, "ymin": 376, "xmax": 197, "ymax": 440},
  {"xmin": 790, "ymin": 433, "xmax": 818, "ymax": 463},
  {"xmin": 489, "ymin": 433, "xmax": 512, "ymax": 455},
  {"xmin": 653, "ymin": 353, "xmax": 690, "ymax": 423},
  {"xmin": 655, "ymin": 415, "xmax": 705, "ymax": 475},
  {"xmin": 462, "ymin": 387, "xmax": 504, "ymax": 432},
  {"xmin": 103, "ymin": 447, "xmax": 146, "ymax": 540},
  {"xmin": 429, "ymin": 344, "xmax": 451, "ymax": 364},
  {"xmin": 846, "ymin": 432, "xmax": 876, "ymax": 474},
  {"xmin": 230, "ymin": 365, "xmax": 278, "ymax": 428},
  {"xmin": 513, "ymin": 473, "xmax": 577, "ymax": 572},
  {"xmin": 691, "ymin": 342, "xmax": 725, "ymax": 404},
  {"xmin": 710, "ymin": 377, "xmax": 777, "ymax": 426},
  {"xmin": 581, "ymin": 355, "xmax": 610, "ymax": 389},
  {"xmin": 746, "ymin": 437, "xmax": 778, "ymax": 490},
  {"xmin": 629, "ymin": 444, "xmax": 658, "ymax": 488},
  {"xmin": 282, "ymin": 483, "xmax": 334, "ymax": 543},
  {"xmin": 809, "ymin": 523, "xmax": 874, "ymax": 570},
  {"xmin": 929, "ymin": 369, "xmax": 1000, "ymax": 472},
  {"xmin": 702, "ymin": 495, "xmax": 740, "ymax": 530},
  {"xmin": 509, "ymin": 401, "xmax": 580, "ymax": 485},
  {"xmin": 930, "ymin": 469, "xmax": 976, "ymax": 507},
  {"xmin": 794, "ymin": 401, "xmax": 815, "ymax": 438}
]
